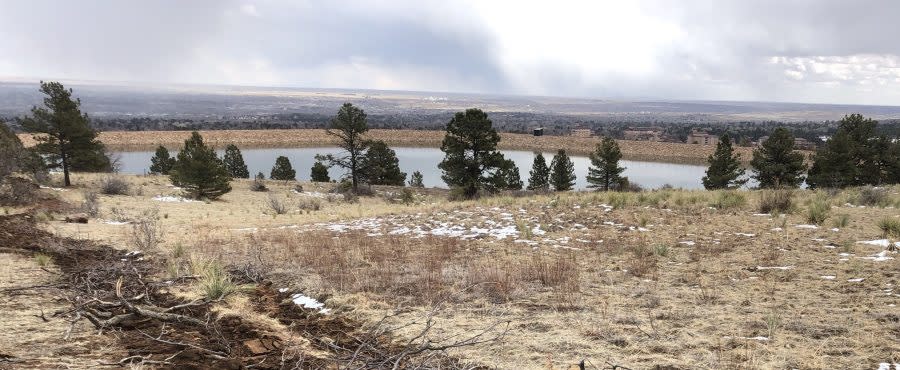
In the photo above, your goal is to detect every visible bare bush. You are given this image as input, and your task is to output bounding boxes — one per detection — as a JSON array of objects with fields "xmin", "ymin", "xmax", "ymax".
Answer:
[
  {"xmin": 81, "ymin": 191, "xmax": 100, "ymax": 217},
  {"xmin": 267, "ymin": 193, "xmax": 287, "ymax": 214},
  {"xmin": 297, "ymin": 197, "xmax": 322, "ymax": 212},
  {"xmin": 100, "ymin": 175, "xmax": 130, "ymax": 195},
  {"xmin": 854, "ymin": 186, "xmax": 889, "ymax": 207},
  {"xmin": 130, "ymin": 209, "xmax": 161, "ymax": 250},
  {"xmin": 758, "ymin": 189, "xmax": 794, "ymax": 214}
]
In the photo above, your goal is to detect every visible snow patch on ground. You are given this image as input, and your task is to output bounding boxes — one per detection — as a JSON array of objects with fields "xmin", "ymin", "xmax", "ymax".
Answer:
[
  {"xmin": 103, "ymin": 220, "xmax": 129, "ymax": 225},
  {"xmin": 795, "ymin": 224, "xmax": 819, "ymax": 229},
  {"xmin": 291, "ymin": 294, "xmax": 330, "ymax": 314},
  {"xmin": 821, "ymin": 275, "xmax": 836, "ymax": 280},
  {"xmin": 39, "ymin": 185, "xmax": 69, "ymax": 192},
  {"xmin": 858, "ymin": 250, "xmax": 895, "ymax": 262},
  {"xmin": 734, "ymin": 233, "xmax": 756, "ymax": 237},
  {"xmin": 152, "ymin": 195, "xmax": 196, "ymax": 203},
  {"xmin": 857, "ymin": 239, "xmax": 900, "ymax": 248},
  {"xmin": 723, "ymin": 336, "xmax": 769, "ymax": 341},
  {"xmin": 755, "ymin": 266, "xmax": 794, "ymax": 270},
  {"xmin": 679, "ymin": 241, "xmax": 695, "ymax": 246}
]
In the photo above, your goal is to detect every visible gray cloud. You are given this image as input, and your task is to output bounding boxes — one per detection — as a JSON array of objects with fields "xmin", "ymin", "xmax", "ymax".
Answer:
[{"xmin": 1, "ymin": 0, "xmax": 899, "ymax": 104}]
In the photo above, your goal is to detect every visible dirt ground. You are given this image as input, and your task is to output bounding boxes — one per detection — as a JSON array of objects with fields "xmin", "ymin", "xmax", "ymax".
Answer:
[
  {"xmin": 18, "ymin": 129, "xmax": 771, "ymax": 163},
  {"xmin": 6, "ymin": 173, "xmax": 899, "ymax": 369}
]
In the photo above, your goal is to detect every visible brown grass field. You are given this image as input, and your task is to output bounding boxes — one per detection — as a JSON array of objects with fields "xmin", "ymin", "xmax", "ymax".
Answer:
[
  {"xmin": 4, "ymin": 172, "xmax": 897, "ymax": 369},
  {"xmin": 18, "ymin": 129, "xmax": 773, "ymax": 163}
]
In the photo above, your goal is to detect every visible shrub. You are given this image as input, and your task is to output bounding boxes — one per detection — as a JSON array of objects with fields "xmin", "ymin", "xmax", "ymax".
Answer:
[
  {"xmin": 249, "ymin": 172, "xmax": 267, "ymax": 192},
  {"xmin": 195, "ymin": 260, "xmax": 236, "ymax": 300},
  {"xmin": 854, "ymin": 186, "xmax": 889, "ymax": 207},
  {"xmin": 297, "ymin": 197, "xmax": 322, "ymax": 212},
  {"xmin": 758, "ymin": 189, "xmax": 794, "ymax": 214},
  {"xmin": 130, "ymin": 210, "xmax": 161, "ymax": 251},
  {"xmin": 400, "ymin": 188, "xmax": 415, "ymax": 205},
  {"xmin": 81, "ymin": 191, "xmax": 99, "ymax": 217},
  {"xmin": 805, "ymin": 197, "xmax": 831, "ymax": 225},
  {"xmin": 0, "ymin": 175, "xmax": 39, "ymax": 206},
  {"xmin": 33, "ymin": 253, "xmax": 52, "ymax": 267},
  {"xmin": 832, "ymin": 213, "xmax": 850, "ymax": 228},
  {"xmin": 608, "ymin": 192, "xmax": 629, "ymax": 209},
  {"xmin": 267, "ymin": 193, "xmax": 287, "ymax": 215},
  {"xmin": 711, "ymin": 191, "xmax": 747, "ymax": 210},
  {"xmin": 877, "ymin": 217, "xmax": 900, "ymax": 238},
  {"xmin": 99, "ymin": 175, "xmax": 129, "ymax": 195}
]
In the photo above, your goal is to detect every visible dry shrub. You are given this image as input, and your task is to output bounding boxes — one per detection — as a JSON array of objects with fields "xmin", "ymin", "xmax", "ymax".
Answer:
[
  {"xmin": 524, "ymin": 253, "xmax": 580, "ymax": 291},
  {"xmin": 466, "ymin": 261, "xmax": 516, "ymax": 303},
  {"xmin": 0, "ymin": 174, "xmax": 39, "ymax": 206},
  {"xmin": 267, "ymin": 193, "xmax": 287, "ymax": 215},
  {"xmin": 297, "ymin": 197, "xmax": 322, "ymax": 212},
  {"xmin": 130, "ymin": 209, "xmax": 161, "ymax": 251},
  {"xmin": 711, "ymin": 191, "xmax": 747, "ymax": 210},
  {"xmin": 853, "ymin": 186, "xmax": 889, "ymax": 207},
  {"xmin": 625, "ymin": 243, "xmax": 657, "ymax": 278},
  {"xmin": 81, "ymin": 191, "xmax": 100, "ymax": 217},
  {"xmin": 99, "ymin": 175, "xmax": 130, "ymax": 195},
  {"xmin": 758, "ymin": 189, "xmax": 794, "ymax": 214}
]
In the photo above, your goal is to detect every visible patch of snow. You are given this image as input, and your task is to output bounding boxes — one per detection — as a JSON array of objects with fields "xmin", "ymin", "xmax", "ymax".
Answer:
[
  {"xmin": 857, "ymin": 239, "xmax": 900, "ymax": 248},
  {"xmin": 752, "ymin": 213, "xmax": 771, "ymax": 217},
  {"xmin": 291, "ymin": 294, "xmax": 330, "ymax": 314},
  {"xmin": 39, "ymin": 185, "xmax": 68, "ymax": 192},
  {"xmin": 755, "ymin": 266, "xmax": 794, "ymax": 270},
  {"xmin": 876, "ymin": 363, "xmax": 900, "ymax": 370},
  {"xmin": 771, "ymin": 227, "xmax": 783, "ymax": 232},
  {"xmin": 232, "ymin": 227, "xmax": 258, "ymax": 232},
  {"xmin": 830, "ymin": 228, "xmax": 840, "ymax": 232},
  {"xmin": 723, "ymin": 336, "xmax": 769, "ymax": 341},
  {"xmin": 795, "ymin": 224, "xmax": 819, "ymax": 229},
  {"xmin": 679, "ymin": 241, "xmax": 695, "ymax": 246},
  {"xmin": 847, "ymin": 278, "xmax": 865, "ymax": 283},
  {"xmin": 859, "ymin": 250, "xmax": 895, "ymax": 262},
  {"xmin": 278, "ymin": 288, "xmax": 289, "ymax": 293},
  {"xmin": 152, "ymin": 195, "xmax": 196, "ymax": 203},
  {"xmin": 103, "ymin": 220, "xmax": 129, "ymax": 225},
  {"xmin": 734, "ymin": 233, "xmax": 756, "ymax": 237},
  {"xmin": 821, "ymin": 275, "xmax": 836, "ymax": 280}
]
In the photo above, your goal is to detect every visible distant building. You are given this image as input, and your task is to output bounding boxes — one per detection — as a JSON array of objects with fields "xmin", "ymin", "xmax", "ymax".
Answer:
[
  {"xmin": 622, "ymin": 127, "xmax": 663, "ymax": 142},
  {"xmin": 571, "ymin": 127, "xmax": 592, "ymax": 137},
  {"xmin": 686, "ymin": 130, "xmax": 719, "ymax": 146},
  {"xmin": 533, "ymin": 127, "xmax": 544, "ymax": 136}
]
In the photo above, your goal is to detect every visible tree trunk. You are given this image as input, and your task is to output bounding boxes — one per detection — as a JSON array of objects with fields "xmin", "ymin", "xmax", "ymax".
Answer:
[{"xmin": 60, "ymin": 145, "xmax": 71, "ymax": 187}]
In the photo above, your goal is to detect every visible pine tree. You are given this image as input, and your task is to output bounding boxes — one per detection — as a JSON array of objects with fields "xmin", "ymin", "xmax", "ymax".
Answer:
[
  {"xmin": 408, "ymin": 171, "xmax": 425, "ymax": 188},
  {"xmin": 270, "ymin": 156, "xmax": 296, "ymax": 181},
  {"xmin": 223, "ymin": 144, "xmax": 249, "ymax": 179},
  {"xmin": 504, "ymin": 163, "xmax": 523, "ymax": 190},
  {"xmin": 750, "ymin": 127, "xmax": 807, "ymax": 188},
  {"xmin": 310, "ymin": 161, "xmax": 330, "ymax": 182},
  {"xmin": 360, "ymin": 140, "xmax": 406, "ymax": 186},
  {"xmin": 701, "ymin": 134, "xmax": 747, "ymax": 190},
  {"xmin": 169, "ymin": 132, "xmax": 232, "ymax": 199},
  {"xmin": 549, "ymin": 149, "xmax": 576, "ymax": 191},
  {"xmin": 807, "ymin": 129, "xmax": 856, "ymax": 188},
  {"xmin": 586, "ymin": 137, "xmax": 626, "ymax": 191},
  {"xmin": 0, "ymin": 123, "xmax": 46, "ymax": 181},
  {"xmin": 438, "ymin": 108, "xmax": 509, "ymax": 199},
  {"xmin": 527, "ymin": 153, "xmax": 550, "ymax": 191},
  {"xmin": 316, "ymin": 103, "xmax": 369, "ymax": 192},
  {"xmin": 149, "ymin": 145, "xmax": 175, "ymax": 175},
  {"xmin": 19, "ymin": 81, "xmax": 110, "ymax": 186}
]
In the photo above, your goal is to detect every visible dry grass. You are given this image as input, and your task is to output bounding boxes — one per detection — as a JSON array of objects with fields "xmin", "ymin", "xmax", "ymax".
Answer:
[{"xmin": 34, "ymin": 173, "xmax": 900, "ymax": 369}]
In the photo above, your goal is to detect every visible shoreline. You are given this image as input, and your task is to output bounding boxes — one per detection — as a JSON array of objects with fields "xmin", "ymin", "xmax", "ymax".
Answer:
[{"xmin": 18, "ymin": 128, "xmax": 773, "ymax": 165}]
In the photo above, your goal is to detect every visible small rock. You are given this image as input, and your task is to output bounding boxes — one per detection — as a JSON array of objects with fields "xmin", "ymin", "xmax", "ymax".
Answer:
[{"xmin": 64, "ymin": 213, "xmax": 89, "ymax": 223}]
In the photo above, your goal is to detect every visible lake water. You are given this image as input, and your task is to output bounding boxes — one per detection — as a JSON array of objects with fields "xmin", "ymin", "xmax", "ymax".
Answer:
[{"xmin": 115, "ymin": 147, "xmax": 711, "ymax": 190}]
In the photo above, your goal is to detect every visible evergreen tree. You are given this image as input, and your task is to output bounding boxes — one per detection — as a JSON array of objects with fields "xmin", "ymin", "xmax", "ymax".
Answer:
[
  {"xmin": 316, "ymin": 103, "xmax": 369, "ymax": 192},
  {"xmin": 882, "ymin": 140, "xmax": 900, "ymax": 184},
  {"xmin": 310, "ymin": 161, "xmax": 330, "ymax": 182},
  {"xmin": 438, "ymin": 108, "xmax": 509, "ymax": 198},
  {"xmin": 549, "ymin": 149, "xmax": 576, "ymax": 191},
  {"xmin": 408, "ymin": 171, "xmax": 425, "ymax": 188},
  {"xmin": 504, "ymin": 163, "xmax": 523, "ymax": 190},
  {"xmin": 19, "ymin": 81, "xmax": 110, "ymax": 186},
  {"xmin": 526, "ymin": 153, "xmax": 550, "ymax": 191},
  {"xmin": 359, "ymin": 140, "xmax": 406, "ymax": 186},
  {"xmin": 750, "ymin": 127, "xmax": 807, "ymax": 188},
  {"xmin": 0, "ymin": 123, "xmax": 46, "ymax": 181},
  {"xmin": 586, "ymin": 137, "xmax": 626, "ymax": 191},
  {"xmin": 222, "ymin": 144, "xmax": 249, "ymax": 178},
  {"xmin": 149, "ymin": 145, "xmax": 175, "ymax": 175},
  {"xmin": 701, "ymin": 134, "xmax": 747, "ymax": 190},
  {"xmin": 837, "ymin": 113, "xmax": 881, "ymax": 185},
  {"xmin": 807, "ymin": 129, "xmax": 856, "ymax": 188},
  {"xmin": 169, "ymin": 132, "xmax": 232, "ymax": 199},
  {"xmin": 270, "ymin": 156, "xmax": 296, "ymax": 181}
]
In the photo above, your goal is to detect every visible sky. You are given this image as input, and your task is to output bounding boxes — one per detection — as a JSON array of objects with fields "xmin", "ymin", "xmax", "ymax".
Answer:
[{"xmin": 1, "ymin": 0, "xmax": 900, "ymax": 105}]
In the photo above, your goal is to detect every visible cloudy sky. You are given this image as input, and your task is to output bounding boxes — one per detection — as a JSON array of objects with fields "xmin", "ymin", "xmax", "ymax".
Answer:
[{"xmin": 1, "ymin": 0, "xmax": 899, "ymax": 105}]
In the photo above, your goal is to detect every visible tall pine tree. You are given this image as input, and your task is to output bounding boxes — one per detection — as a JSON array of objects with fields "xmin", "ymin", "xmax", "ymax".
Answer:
[
  {"xmin": 586, "ymin": 137, "xmax": 625, "ymax": 191},
  {"xmin": 438, "ymin": 108, "xmax": 508, "ymax": 199},
  {"xmin": 504, "ymin": 163, "xmax": 523, "ymax": 190},
  {"xmin": 19, "ymin": 81, "xmax": 110, "ymax": 186},
  {"xmin": 807, "ymin": 129, "xmax": 856, "ymax": 188},
  {"xmin": 270, "ymin": 156, "xmax": 296, "ymax": 181},
  {"xmin": 223, "ymin": 144, "xmax": 249, "ymax": 179},
  {"xmin": 316, "ymin": 103, "xmax": 370, "ymax": 192},
  {"xmin": 149, "ymin": 146, "xmax": 175, "ymax": 175},
  {"xmin": 169, "ymin": 132, "xmax": 232, "ymax": 199},
  {"xmin": 359, "ymin": 140, "xmax": 406, "ymax": 186},
  {"xmin": 701, "ymin": 134, "xmax": 747, "ymax": 190},
  {"xmin": 527, "ymin": 153, "xmax": 550, "ymax": 191},
  {"xmin": 549, "ymin": 149, "xmax": 576, "ymax": 191},
  {"xmin": 750, "ymin": 127, "xmax": 807, "ymax": 188}
]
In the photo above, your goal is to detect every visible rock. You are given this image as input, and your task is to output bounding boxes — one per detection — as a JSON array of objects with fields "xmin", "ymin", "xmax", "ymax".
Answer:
[
  {"xmin": 243, "ymin": 338, "xmax": 281, "ymax": 355},
  {"xmin": 64, "ymin": 213, "xmax": 89, "ymax": 223}
]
